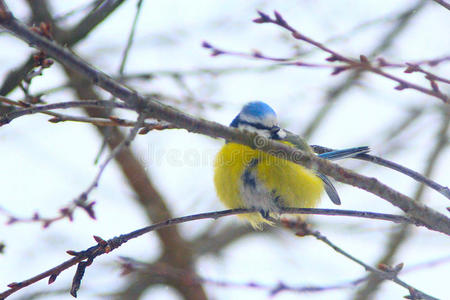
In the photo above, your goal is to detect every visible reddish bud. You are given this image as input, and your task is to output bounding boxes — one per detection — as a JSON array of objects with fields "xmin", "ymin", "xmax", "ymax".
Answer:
[
  {"xmin": 93, "ymin": 235, "xmax": 108, "ymax": 246},
  {"xmin": 291, "ymin": 31, "xmax": 303, "ymax": 40},
  {"xmin": 139, "ymin": 127, "xmax": 151, "ymax": 135},
  {"xmin": 42, "ymin": 59, "xmax": 54, "ymax": 68},
  {"xmin": 256, "ymin": 11, "xmax": 271, "ymax": 22},
  {"xmin": 393, "ymin": 262, "xmax": 404, "ymax": 273},
  {"xmin": 7, "ymin": 282, "xmax": 20, "ymax": 288},
  {"xmin": 108, "ymin": 116, "xmax": 126, "ymax": 124},
  {"xmin": 211, "ymin": 49, "xmax": 224, "ymax": 56},
  {"xmin": 430, "ymin": 81, "xmax": 440, "ymax": 93},
  {"xmin": 404, "ymin": 64, "xmax": 420, "ymax": 73},
  {"xmin": 376, "ymin": 57, "xmax": 388, "ymax": 67},
  {"xmin": 85, "ymin": 202, "xmax": 96, "ymax": 220},
  {"xmin": 66, "ymin": 250, "xmax": 79, "ymax": 256},
  {"xmin": 252, "ymin": 50, "xmax": 263, "ymax": 58},
  {"xmin": 32, "ymin": 212, "xmax": 40, "ymax": 220},
  {"xmin": 42, "ymin": 220, "xmax": 52, "ymax": 228},
  {"xmin": 331, "ymin": 66, "xmax": 348, "ymax": 76},
  {"xmin": 48, "ymin": 117, "xmax": 62, "ymax": 123},
  {"xmin": 201, "ymin": 41, "xmax": 212, "ymax": 49},
  {"xmin": 326, "ymin": 55, "xmax": 340, "ymax": 62},
  {"xmin": 274, "ymin": 11, "xmax": 286, "ymax": 26},
  {"xmin": 252, "ymin": 17, "xmax": 267, "ymax": 24},
  {"xmin": 394, "ymin": 83, "xmax": 408, "ymax": 90},
  {"xmin": 6, "ymin": 217, "xmax": 18, "ymax": 225},
  {"xmin": 359, "ymin": 55, "xmax": 369, "ymax": 64},
  {"xmin": 48, "ymin": 273, "xmax": 59, "ymax": 284},
  {"xmin": 18, "ymin": 100, "xmax": 31, "ymax": 107},
  {"xmin": 377, "ymin": 263, "xmax": 391, "ymax": 272}
]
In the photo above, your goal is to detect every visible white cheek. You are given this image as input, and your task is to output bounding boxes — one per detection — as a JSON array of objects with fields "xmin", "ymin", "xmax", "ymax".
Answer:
[
  {"xmin": 239, "ymin": 114, "xmax": 278, "ymax": 128},
  {"xmin": 239, "ymin": 125, "xmax": 271, "ymax": 138},
  {"xmin": 277, "ymin": 129, "xmax": 287, "ymax": 139}
]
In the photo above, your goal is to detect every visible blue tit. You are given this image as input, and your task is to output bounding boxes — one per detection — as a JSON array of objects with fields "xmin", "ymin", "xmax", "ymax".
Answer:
[{"xmin": 214, "ymin": 101, "xmax": 369, "ymax": 229}]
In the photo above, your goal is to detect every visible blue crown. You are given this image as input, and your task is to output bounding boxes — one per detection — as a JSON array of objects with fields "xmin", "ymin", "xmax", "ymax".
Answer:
[
  {"xmin": 240, "ymin": 101, "xmax": 276, "ymax": 118},
  {"xmin": 231, "ymin": 101, "xmax": 276, "ymax": 127}
]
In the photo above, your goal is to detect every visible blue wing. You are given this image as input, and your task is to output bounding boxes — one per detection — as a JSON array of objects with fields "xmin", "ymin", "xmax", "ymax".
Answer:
[
  {"xmin": 318, "ymin": 146, "xmax": 370, "ymax": 160},
  {"xmin": 316, "ymin": 146, "xmax": 370, "ymax": 205}
]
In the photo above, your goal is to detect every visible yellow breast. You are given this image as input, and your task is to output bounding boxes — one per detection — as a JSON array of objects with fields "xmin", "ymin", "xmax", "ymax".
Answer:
[{"xmin": 214, "ymin": 142, "xmax": 324, "ymax": 228}]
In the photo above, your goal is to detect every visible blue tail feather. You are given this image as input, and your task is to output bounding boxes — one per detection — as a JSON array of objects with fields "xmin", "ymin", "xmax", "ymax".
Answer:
[{"xmin": 318, "ymin": 146, "xmax": 370, "ymax": 160}]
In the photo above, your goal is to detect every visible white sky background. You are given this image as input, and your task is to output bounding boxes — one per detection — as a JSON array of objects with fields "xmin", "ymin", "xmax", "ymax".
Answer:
[{"xmin": 0, "ymin": 0, "xmax": 449, "ymax": 299}]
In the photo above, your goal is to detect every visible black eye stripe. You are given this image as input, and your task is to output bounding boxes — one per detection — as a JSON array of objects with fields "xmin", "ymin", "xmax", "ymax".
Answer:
[
  {"xmin": 238, "ymin": 119, "xmax": 272, "ymax": 131},
  {"xmin": 237, "ymin": 119, "xmax": 282, "ymax": 140}
]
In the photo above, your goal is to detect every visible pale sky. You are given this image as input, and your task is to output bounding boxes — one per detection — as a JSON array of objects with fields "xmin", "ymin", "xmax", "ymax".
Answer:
[{"xmin": 1, "ymin": 1, "xmax": 449, "ymax": 299}]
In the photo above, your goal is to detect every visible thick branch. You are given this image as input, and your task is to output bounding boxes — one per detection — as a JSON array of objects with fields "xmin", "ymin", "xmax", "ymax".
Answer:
[
  {"xmin": 0, "ymin": 207, "xmax": 423, "ymax": 299},
  {"xmin": 0, "ymin": 8, "xmax": 449, "ymax": 235}
]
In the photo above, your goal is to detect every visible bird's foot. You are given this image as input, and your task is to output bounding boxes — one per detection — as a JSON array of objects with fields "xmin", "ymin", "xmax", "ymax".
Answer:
[{"xmin": 259, "ymin": 209, "xmax": 271, "ymax": 221}]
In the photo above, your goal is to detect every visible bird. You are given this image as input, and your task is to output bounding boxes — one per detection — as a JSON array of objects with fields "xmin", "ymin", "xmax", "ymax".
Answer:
[{"xmin": 214, "ymin": 101, "xmax": 369, "ymax": 229}]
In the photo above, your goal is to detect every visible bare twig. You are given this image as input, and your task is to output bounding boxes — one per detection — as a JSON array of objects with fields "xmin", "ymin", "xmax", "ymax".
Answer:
[
  {"xmin": 311, "ymin": 145, "xmax": 450, "ymax": 201},
  {"xmin": 431, "ymin": 0, "xmax": 450, "ymax": 10},
  {"xmin": 353, "ymin": 110, "xmax": 450, "ymax": 300},
  {"xmin": 302, "ymin": 0, "xmax": 426, "ymax": 139},
  {"xmin": 0, "ymin": 0, "xmax": 127, "ymax": 96},
  {"xmin": 202, "ymin": 41, "xmax": 450, "ymax": 95},
  {"xmin": 71, "ymin": 112, "xmax": 147, "ymax": 219},
  {"xmin": 0, "ymin": 207, "xmax": 425, "ymax": 299},
  {"xmin": 0, "ymin": 99, "xmax": 132, "ymax": 125},
  {"xmin": 282, "ymin": 219, "xmax": 439, "ymax": 300},
  {"xmin": 94, "ymin": 0, "xmax": 144, "ymax": 164},
  {"xmin": 0, "ymin": 95, "xmax": 175, "ymax": 130},
  {"xmin": 53, "ymin": 0, "xmax": 104, "ymax": 22},
  {"xmin": 249, "ymin": 11, "xmax": 449, "ymax": 102},
  {"xmin": 0, "ymin": 5, "xmax": 448, "ymax": 235},
  {"xmin": 117, "ymin": 259, "xmax": 365, "ymax": 295}
]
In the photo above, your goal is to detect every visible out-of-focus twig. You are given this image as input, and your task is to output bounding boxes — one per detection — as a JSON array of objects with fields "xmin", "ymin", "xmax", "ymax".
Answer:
[
  {"xmin": 0, "ymin": 0, "xmax": 127, "ymax": 96},
  {"xmin": 353, "ymin": 109, "xmax": 450, "ymax": 300},
  {"xmin": 282, "ymin": 219, "xmax": 439, "ymax": 300},
  {"xmin": 116, "ymin": 259, "xmax": 364, "ymax": 296},
  {"xmin": 311, "ymin": 144, "xmax": 450, "ymax": 200},
  {"xmin": 94, "ymin": 0, "xmax": 145, "ymax": 164},
  {"xmin": 1, "ymin": 3, "xmax": 448, "ymax": 235},
  {"xmin": 431, "ymin": 0, "xmax": 450, "ymax": 10},
  {"xmin": 302, "ymin": 0, "xmax": 426, "ymax": 139},
  {"xmin": 0, "ymin": 207, "xmax": 429, "ymax": 299},
  {"xmin": 0, "ymin": 99, "xmax": 131, "ymax": 125},
  {"xmin": 0, "ymin": 95, "xmax": 175, "ymax": 131},
  {"xmin": 248, "ymin": 11, "xmax": 449, "ymax": 103}
]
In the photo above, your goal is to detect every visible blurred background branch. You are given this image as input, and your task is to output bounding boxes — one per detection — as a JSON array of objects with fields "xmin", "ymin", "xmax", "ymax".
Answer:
[{"xmin": 0, "ymin": 0, "xmax": 448, "ymax": 299}]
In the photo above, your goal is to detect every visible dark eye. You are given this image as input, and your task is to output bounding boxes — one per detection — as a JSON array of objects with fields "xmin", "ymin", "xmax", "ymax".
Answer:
[{"xmin": 270, "ymin": 126, "xmax": 280, "ymax": 134}]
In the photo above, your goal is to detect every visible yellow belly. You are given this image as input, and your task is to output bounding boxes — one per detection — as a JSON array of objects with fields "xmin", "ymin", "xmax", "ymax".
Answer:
[{"xmin": 214, "ymin": 142, "xmax": 324, "ymax": 228}]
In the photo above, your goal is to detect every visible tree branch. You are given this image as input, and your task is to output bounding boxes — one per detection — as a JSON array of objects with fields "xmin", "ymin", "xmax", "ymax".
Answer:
[
  {"xmin": 0, "ymin": 207, "xmax": 425, "ymax": 299},
  {"xmin": 0, "ymin": 5, "xmax": 449, "ymax": 235},
  {"xmin": 250, "ymin": 10, "xmax": 448, "ymax": 103}
]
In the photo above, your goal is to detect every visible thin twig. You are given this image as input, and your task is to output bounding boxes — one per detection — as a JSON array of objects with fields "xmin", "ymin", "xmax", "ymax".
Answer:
[
  {"xmin": 248, "ymin": 11, "xmax": 449, "ymax": 102},
  {"xmin": 118, "ymin": 0, "xmax": 143, "ymax": 75},
  {"xmin": 311, "ymin": 145, "xmax": 450, "ymax": 200},
  {"xmin": 0, "ymin": 99, "xmax": 132, "ymax": 125},
  {"xmin": 94, "ymin": 0, "xmax": 144, "ymax": 164},
  {"xmin": 0, "ymin": 207, "xmax": 424, "ymax": 299},
  {"xmin": 0, "ymin": 0, "xmax": 127, "ymax": 96},
  {"xmin": 431, "ymin": 0, "xmax": 450, "ymax": 10},
  {"xmin": 71, "ymin": 112, "xmax": 147, "ymax": 218},
  {"xmin": 0, "ymin": 5, "xmax": 448, "ymax": 235},
  {"xmin": 302, "ymin": 0, "xmax": 426, "ymax": 139},
  {"xmin": 353, "ymin": 109, "xmax": 450, "ymax": 300},
  {"xmin": 117, "ymin": 259, "xmax": 365, "ymax": 295},
  {"xmin": 0, "ymin": 95, "xmax": 175, "ymax": 130},
  {"xmin": 282, "ymin": 219, "xmax": 439, "ymax": 300},
  {"xmin": 202, "ymin": 42, "xmax": 450, "ymax": 92}
]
